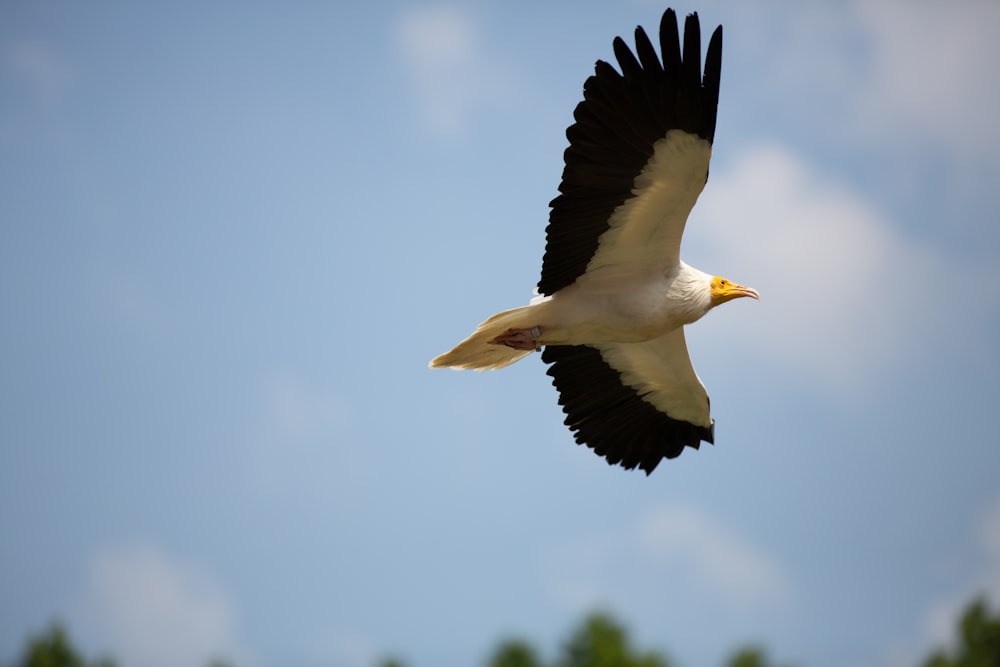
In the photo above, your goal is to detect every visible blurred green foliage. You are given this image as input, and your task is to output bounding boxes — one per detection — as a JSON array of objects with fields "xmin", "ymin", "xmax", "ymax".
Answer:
[
  {"xmin": 919, "ymin": 597, "xmax": 1000, "ymax": 667},
  {"xmin": 8, "ymin": 596, "xmax": 999, "ymax": 667},
  {"xmin": 4, "ymin": 624, "xmax": 115, "ymax": 667}
]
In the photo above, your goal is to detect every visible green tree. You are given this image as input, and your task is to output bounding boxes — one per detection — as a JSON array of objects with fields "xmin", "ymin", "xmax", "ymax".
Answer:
[
  {"xmin": 920, "ymin": 597, "xmax": 1000, "ymax": 667},
  {"xmin": 488, "ymin": 639, "xmax": 544, "ymax": 667},
  {"xmin": 556, "ymin": 611, "xmax": 671, "ymax": 667},
  {"xmin": 725, "ymin": 646, "xmax": 797, "ymax": 667},
  {"xmin": 7, "ymin": 623, "xmax": 115, "ymax": 667}
]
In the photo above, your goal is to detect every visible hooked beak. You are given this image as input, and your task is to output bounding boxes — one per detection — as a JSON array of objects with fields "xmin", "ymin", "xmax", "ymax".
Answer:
[
  {"xmin": 712, "ymin": 281, "xmax": 760, "ymax": 306},
  {"xmin": 732, "ymin": 284, "xmax": 760, "ymax": 300}
]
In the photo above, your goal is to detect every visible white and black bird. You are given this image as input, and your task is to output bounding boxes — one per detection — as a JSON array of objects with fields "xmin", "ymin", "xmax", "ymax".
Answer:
[{"xmin": 430, "ymin": 8, "xmax": 758, "ymax": 474}]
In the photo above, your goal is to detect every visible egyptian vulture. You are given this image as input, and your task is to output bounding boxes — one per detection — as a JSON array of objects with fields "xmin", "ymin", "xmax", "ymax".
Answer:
[{"xmin": 430, "ymin": 8, "xmax": 758, "ymax": 474}]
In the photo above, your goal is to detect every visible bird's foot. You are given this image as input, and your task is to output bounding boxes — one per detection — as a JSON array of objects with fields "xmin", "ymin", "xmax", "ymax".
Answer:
[{"xmin": 490, "ymin": 326, "xmax": 543, "ymax": 351}]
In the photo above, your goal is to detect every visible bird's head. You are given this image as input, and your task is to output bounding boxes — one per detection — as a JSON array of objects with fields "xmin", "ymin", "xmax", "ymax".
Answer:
[{"xmin": 709, "ymin": 276, "xmax": 759, "ymax": 307}]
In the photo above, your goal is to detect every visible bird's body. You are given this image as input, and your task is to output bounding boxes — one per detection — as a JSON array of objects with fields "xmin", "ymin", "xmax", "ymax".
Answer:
[
  {"xmin": 430, "ymin": 9, "xmax": 758, "ymax": 474},
  {"xmin": 535, "ymin": 262, "xmax": 709, "ymax": 347},
  {"xmin": 435, "ymin": 261, "xmax": 713, "ymax": 363}
]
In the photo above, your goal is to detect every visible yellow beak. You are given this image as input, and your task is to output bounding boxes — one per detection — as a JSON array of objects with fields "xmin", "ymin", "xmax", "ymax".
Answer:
[
  {"xmin": 712, "ymin": 281, "xmax": 760, "ymax": 306},
  {"xmin": 729, "ymin": 283, "xmax": 760, "ymax": 300}
]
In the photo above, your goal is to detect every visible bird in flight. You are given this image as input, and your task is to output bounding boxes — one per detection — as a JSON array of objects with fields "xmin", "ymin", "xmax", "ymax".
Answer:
[{"xmin": 430, "ymin": 8, "xmax": 758, "ymax": 474}]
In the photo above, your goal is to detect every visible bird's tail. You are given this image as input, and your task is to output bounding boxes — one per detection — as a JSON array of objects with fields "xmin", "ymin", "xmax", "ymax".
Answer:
[{"xmin": 429, "ymin": 305, "xmax": 538, "ymax": 371}]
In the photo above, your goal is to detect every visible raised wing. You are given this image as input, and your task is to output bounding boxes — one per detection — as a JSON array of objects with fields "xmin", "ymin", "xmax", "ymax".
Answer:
[
  {"xmin": 542, "ymin": 327, "xmax": 714, "ymax": 474},
  {"xmin": 538, "ymin": 9, "xmax": 722, "ymax": 296}
]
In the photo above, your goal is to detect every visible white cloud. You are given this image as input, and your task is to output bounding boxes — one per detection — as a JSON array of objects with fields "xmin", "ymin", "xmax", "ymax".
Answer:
[
  {"xmin": 725, "ymin": 1, "xmax": 1000, "ymax": 190},
  {"xmin": 690, "ymin": 143, "xmax": 953, "ymax": 394},
  {"xmin": 636, "ymin": 504, "xmax": 792, "ymax": 609},
  {"xmin": 546, "ymin": 502, "xmax": 792, "ymax": 615},
  {"xmin": 71, "ymin": 543, "xmax": 252, "ymax": 667},
  {"xmin": 247, "ymin": 373, "xmax": 361, "ymax": 487},
  {"xmin": 394, "ymin": 5, "xmax": 514, "ymax": 137},
  {"xmin": 921, "ymin": 497, "xmax": 1000, "ymax": 647},
  {"xmin": 261, "ymin": 373, "xmax": 349, "ymax": 443},
  {"xmin": 3, "ymin": 38, "xmax": 72, "ymax": 102},
  {"xmin": 850, "ymin": 0, "xmax": 1000, "ymax": 163}
]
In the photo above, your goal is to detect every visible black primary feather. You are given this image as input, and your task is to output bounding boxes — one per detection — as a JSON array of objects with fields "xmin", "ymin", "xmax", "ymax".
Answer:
[{"xmin": 538, "ymin": 9, "xmax": 722, "ymax": 296}]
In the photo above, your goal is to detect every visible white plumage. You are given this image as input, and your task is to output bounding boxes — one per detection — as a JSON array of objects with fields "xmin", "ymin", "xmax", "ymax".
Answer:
[{"xmin": 430, "ymin": 9, "xmax": 758, "ymax": 474}]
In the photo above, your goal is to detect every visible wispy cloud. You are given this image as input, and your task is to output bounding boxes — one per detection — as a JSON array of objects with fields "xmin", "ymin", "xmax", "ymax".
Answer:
[
  {"xmin": 247, "ymin": 373, "xmax": 361, "ymax": 487},
  {"xmin": 850, "ymin": 1, "xmax": 1000, "ymax": 164},
  {"xmin": 690, "ymin": 143, "xmax": 972, "ymax": 395},
  {"xmin": 726, "ymin": 1, "xmax": 1000, "ymax": 186},
  {"xmin": 2, "ymin": 37, "xmax": 72, "ymax": 102},
  {"xmin": 920, "ymin": 496, "xmax": 1000, "ymax": 649},
  {"xmin": 545, "ymin": 502, "xmax": 792, "ymax": 616},
  {"xmin": 635, "ymin": 504, "xmax": 792, "ymax": 609},
  {"xmin": 70, "ymin": 543, "xmax": 253, "ymax": 667},
  {"xmin": 261, "ymin": 372, "xmax": 349, "ymax": 443},
  {"xmin": 393, "ymin": 5, "xmax": 514, "ymax": 137}
]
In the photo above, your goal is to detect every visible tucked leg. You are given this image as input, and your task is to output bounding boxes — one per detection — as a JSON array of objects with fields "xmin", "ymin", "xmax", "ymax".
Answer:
[{"xmin": 489, "ymin": 326, "xmax": 543, "ymax": 351}]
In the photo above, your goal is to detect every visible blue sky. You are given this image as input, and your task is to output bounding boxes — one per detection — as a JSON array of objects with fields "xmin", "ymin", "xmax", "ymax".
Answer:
[{"xmin": 2, "ymin": 2, "xmax": 999, "ymax": 667}]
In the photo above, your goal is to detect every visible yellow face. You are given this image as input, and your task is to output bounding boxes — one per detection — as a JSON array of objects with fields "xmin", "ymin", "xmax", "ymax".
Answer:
[{"xmin": 710, "ymin": 276, "xmax": 760, "ymax": 306}]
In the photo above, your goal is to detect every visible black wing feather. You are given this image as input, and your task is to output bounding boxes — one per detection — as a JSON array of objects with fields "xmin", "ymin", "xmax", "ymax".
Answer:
[
  {"xmin": 538, "ymin": 9, "xmax": 722, "ymax": 296},
  {"xmin": 542, "ymin": 345, "xmax": 714, "ymax": 475}
]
